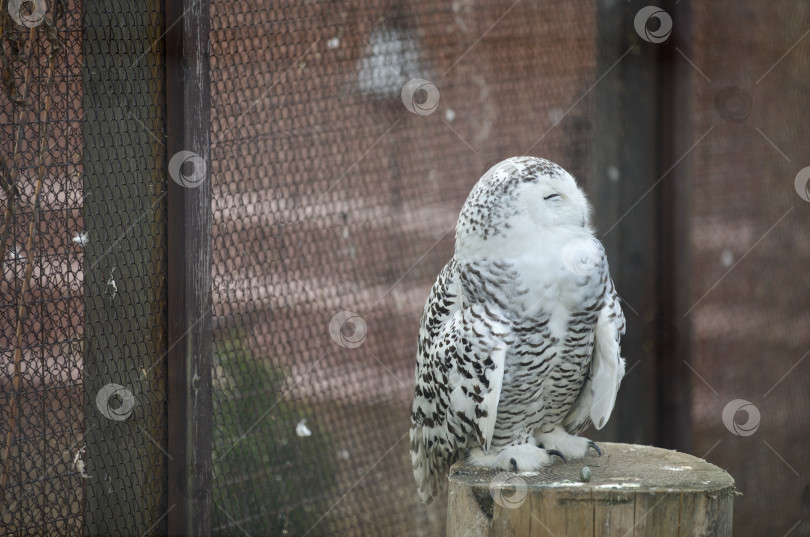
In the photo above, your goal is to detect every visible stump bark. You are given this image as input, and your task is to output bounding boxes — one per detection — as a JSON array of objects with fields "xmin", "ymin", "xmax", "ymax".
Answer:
[{"xmin": 447, "ymin": 443, "xmax": 734, "ymax": 537}]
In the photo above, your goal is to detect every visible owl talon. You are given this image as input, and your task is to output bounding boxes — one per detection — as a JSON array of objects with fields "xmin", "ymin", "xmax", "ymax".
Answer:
[
  {"xmin": 510, "ymin": 458, "xmax": 518, "ymax": 473},
  {"xmin": 547, "ymin": 449, "xmax": 567, "ymax": 463},
  {"xmin": 587, "ymin": 441, "xmax": 602, "ymax": 457}
]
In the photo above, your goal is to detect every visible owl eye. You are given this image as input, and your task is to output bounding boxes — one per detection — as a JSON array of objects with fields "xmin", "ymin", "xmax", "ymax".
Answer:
[{"xmin": 543, "ymin": 193, "xmax": 561, "ymax": 201}]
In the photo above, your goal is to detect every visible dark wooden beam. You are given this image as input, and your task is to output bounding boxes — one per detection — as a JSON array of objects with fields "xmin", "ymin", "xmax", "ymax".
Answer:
[
  {"xmin": 590, "ymin": 1, "xmax": 661, "ymax": 446},
  {"xmin": 591, "ymin": 1, "xmax": 695, "ymax": 451},
  {"xmin": 82, "ymin": 1, "xmax": 169, "ymax": 534},
  {"xmin": 165, "ymin": 0, "xmax": 213, "ymax": 534},
  {"xmin": 656, "ymin": 0, "xmax": 694, "ymax": 453}
]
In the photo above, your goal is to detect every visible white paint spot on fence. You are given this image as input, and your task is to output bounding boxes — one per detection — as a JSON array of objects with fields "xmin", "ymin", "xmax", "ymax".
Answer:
[
  {"xmin": 106, "ymin": 267, "xmax": 118, "ymax": 300},
  {"xmin": 296, "ymin": 419, "xmax": 312, "ymax": 437},
  {"xmin": 72, "ymin": 231, "xmax": 89, "ymax": 246},
  {"xmin": 73, "ymin": 446, "xmax": 91, "ymax": 478}
]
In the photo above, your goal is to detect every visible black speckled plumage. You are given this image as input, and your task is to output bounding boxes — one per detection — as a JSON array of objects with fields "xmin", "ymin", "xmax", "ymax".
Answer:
[{"xmin": 410, "ymin": 157, "xmax": 626, "ymax": 503}]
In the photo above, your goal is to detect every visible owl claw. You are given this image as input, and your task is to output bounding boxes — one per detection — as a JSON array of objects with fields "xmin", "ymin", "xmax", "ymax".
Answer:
[
  {"xmin": 510, "ymin": 458, "xmax": 518, "ymax": 473},
  {"xmin": 587, "ymin": 441, "xmax": 602, "ymax": 457},
  {"xmin": 547, "ymin": 449, "xmax": 567, "ymax": 463}
]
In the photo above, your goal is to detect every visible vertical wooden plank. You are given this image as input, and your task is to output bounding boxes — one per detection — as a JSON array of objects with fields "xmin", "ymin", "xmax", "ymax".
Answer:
[
  {"xmin": 656, "ymin": 0, "xmax": 694, "ymax": 452},
  {"xmin": 643, "ymin": 491, "xmax": 681, "ymax": 537},
  {"xmin": 165, "ymin": 0, "xmax": 213, "ymax": 534},
  {"xmin": 494, "ymin": 501, "xmax": 528, "ymax": 537},
  {"xmin": 594, "ymin": 492, "xmax": 635, "ymax": 537},
  {"xmin": 686, "ymin": 492, "xmax": 734, "ymax": 536},
  {"xmin": 82, "ymin": 1, "xmax": 168, "ymax": 535},
  {"xmin": 447, "ymin": 446, "xmax": 734, "ymax": 537},
  {"xmin": 591, "ymin": 0, "xmax": 660, "ymax": 445},
  {"xmin": 531, "ymin": 491, "xmax": 567, "ymax": 536},
  {"xmin": 564, "ymin": 489, "xmax": 595, "ymax": 536},
  {"xmin": 631, "ymin": 493, "xmax": 651, "ymax": 537},
  {"xmin": 446, "ymin": 481, "xmax": 494, "ymax": 537},
  {"xmin": 679, "ymin": 491, "xmax": 698, "ymax": 536}
]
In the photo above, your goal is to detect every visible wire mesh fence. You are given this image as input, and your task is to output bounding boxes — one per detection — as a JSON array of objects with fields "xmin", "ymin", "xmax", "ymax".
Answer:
[
  {"xmin": 207, "ymin": 2, "xmax": 595, "ymax": 535},
  {"xmin": 689, "ymin": 3, "xmax": 810, "ymax": 536},
  {"xmin": 1, "ymin": 0, "xmax": 809, "ymax": 536},
  {"xmin": 80, "ymin": 0, "xmax": 169, "ymax": 534},
  {"xmin": 1, "ymin": 0, "xmax": 87, "ymax": 534}
]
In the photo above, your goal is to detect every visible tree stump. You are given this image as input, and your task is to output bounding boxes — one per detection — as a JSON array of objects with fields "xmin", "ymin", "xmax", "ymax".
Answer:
[{"xmin": 447, "ymin": 443, "xmax": 735, "ymax": 537}]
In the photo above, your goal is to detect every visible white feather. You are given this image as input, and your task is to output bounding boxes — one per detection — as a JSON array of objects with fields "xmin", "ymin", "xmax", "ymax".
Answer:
[
  {"xmin": 589, "ymin": 298, "xmax": 626, "ymax": 429},
  {"xmin": 479, "ymin": 346, "xmax": 505, "ymax": 452}
]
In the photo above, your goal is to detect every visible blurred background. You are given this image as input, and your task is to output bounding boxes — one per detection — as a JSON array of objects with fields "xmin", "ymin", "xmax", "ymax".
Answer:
[{"xmin": 2, "ymin": 0, "xmax": 809, "ymax": 535}]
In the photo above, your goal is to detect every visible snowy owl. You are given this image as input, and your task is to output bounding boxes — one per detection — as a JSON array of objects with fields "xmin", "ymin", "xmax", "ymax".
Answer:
[{"xmin": 410, "ymin": 156, "xmax": 626, "ymax": 503}]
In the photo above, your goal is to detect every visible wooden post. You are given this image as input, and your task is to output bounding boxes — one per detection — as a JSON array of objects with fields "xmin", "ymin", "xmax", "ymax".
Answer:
[
  {"xmin": 590, "ymin": 0, "xmax": 661, "ymax": 447},
  {"xmin": 82, "ymin": 1, "xmax": 168, "ymax": 534},
  {"xmin": 447, "ymin": 443, "xmax": 734, "ymax": 537},
  {"xmin": 165, "ymin": 0, "xmax": 213, "ymax": 534}
]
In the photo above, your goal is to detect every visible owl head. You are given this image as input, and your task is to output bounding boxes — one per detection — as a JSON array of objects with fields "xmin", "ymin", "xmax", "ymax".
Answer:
[{"xmin": 455, "ymin": 157, "xmax": 592, "ymax": 258}]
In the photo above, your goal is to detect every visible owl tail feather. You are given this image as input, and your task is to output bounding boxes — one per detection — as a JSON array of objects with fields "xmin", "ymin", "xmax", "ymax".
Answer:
[{"xmin": 410, "ymin": 426, "xmax": 448, "ymax": 504}]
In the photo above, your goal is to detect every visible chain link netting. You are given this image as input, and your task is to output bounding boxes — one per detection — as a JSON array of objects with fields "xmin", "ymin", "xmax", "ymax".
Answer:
[
  {"xmin": 689, "ymin": 3, "xmax": 810, "ymax": 537},
  {"xmin": 79, "ymin": 0, "xmax": 169, "ymax": 534},
  {"xmin": 1, "ymin": 0, "xmax": 809, "ymax": 536},
  {"xmin": 208, "ymin": 1, "xmax": 594, "ymax": 535},
  {"xmin": 1, "ymin": 0, "xmax": 169, "ymax": 535},
  {"xmin": 1, "ymin": 0, "xmax": 85, "ymax": 534}
]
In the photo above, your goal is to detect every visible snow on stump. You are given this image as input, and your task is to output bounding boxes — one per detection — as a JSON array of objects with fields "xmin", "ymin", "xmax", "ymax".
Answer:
[{"xmin": 447, "ymin": 442, "xmax": 734, "ymax": 537}]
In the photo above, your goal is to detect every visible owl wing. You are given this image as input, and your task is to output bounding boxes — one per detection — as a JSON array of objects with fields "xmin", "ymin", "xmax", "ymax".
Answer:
[
  {"xmin": 410, "ymin": 259, "xmax": 511, "ymax": 503},
  {"xmin": 563, "ymin": 274, "xmax": 626, "ymax": 433}
]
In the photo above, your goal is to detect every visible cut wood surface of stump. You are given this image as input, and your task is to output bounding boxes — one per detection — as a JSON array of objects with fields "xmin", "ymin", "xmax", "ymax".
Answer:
[{"xmin": 446, "ymin": 443, "xmax": 735, "ymax": 537}]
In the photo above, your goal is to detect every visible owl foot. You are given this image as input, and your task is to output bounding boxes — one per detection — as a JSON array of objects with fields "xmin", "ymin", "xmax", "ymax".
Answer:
[
  {"xmin": 536, "ymin": 442, "xmax": 568, "ymax": 462},
  {"xmin": 534, "ymin": 426, "xmax": 596, "ymax": 461},
  {"xmin": 467, "ymin": 443, "xmax": 556, "ymax": 472}
]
